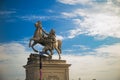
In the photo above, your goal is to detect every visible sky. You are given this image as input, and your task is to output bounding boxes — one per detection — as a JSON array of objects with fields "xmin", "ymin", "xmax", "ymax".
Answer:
[{"xmin": 0, "ymin": 0, "xmax": 120, "ymax": 80}]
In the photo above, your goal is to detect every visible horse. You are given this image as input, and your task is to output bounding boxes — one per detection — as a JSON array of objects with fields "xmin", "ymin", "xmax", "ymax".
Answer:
[
  {"xmin": 29, "ymin": 38, "xmax": 62, "ymax": 59},
  {"xmin": 29, "ymin": 21, "xmax": 62, "ymax": 59}
]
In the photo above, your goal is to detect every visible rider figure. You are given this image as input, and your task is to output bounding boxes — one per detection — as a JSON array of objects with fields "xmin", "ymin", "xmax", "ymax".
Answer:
[{"xmin": 47, "ymin": 29, "xmax": 56, "ymax": 49}]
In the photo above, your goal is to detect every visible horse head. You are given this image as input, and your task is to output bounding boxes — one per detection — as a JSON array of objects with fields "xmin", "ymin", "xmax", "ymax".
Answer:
[{"xmin": 35, "ymin": 21, "xmax": 42, "ymax": 29}]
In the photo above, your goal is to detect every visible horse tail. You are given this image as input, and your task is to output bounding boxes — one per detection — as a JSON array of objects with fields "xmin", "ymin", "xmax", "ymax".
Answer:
[{"xmin": 57, "ymin": 40, "xmax": 62, "ymax": 54}]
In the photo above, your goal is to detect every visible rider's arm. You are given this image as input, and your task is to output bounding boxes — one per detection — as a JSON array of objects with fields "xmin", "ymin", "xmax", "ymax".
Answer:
[{"xmin": 42, "ymin": 29, "xmax": 49, "ymax": 35}]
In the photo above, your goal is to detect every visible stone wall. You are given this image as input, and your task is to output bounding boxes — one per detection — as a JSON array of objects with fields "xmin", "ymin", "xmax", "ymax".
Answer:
[{"xmin": 24, "ymin": 54, "xmax": 71, "ymax": 80}]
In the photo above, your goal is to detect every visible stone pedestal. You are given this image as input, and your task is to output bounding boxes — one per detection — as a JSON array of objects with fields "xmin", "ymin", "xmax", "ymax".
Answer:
[{"xmin": 23, "ymin": 54, "xmax": 71, "ymax": 80}]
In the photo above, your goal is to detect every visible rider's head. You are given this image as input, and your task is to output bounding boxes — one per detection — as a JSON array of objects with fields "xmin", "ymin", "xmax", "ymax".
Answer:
[{"xmin": 50, "ymin": 29, "xmax": 55, "ymax": 34}]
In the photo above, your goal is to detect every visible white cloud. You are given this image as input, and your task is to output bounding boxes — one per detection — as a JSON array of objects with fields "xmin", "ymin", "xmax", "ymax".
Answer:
[
  {"xmin": 94, "ymin": 43, "xmax": 120, "ymax": 58},
  {"xmin": 56, "ymin": 35, "xmax": 64, "ymax": 40},
  {"xmin": 62, "ymin": 49, "xmax": 75, "ymax": 54},
  {"xmin": 19, "ymin": 15, "xmax": 63, "ymax": 21},
  {"xmin": 61, "ymin": 0, "xmax": 120, "ymax": 39},
  {"xmin": 60, "ymin": 43, "xmax": 120, "ymax": 80},
  {"xmin": 20, "ymin": 15, "xmax": 50, "ymax": 21},
  {"xmin": 65, "ymin": 55, "xmax": 120, "ymax": 80},
  {"xmin": 0, "ymin": 46, "xmax": 10, "ymax": 61},
  {"xmin": 73, "ymin": 45, "xmax": 90, "ymax": 50},
  {"xmin": 0, "ymin": 42, "xmax": 30, "ymax": 80},
  {"xmin": 0, "ymin": 11, "xmax": 16, "ymax": 15},
  {"xmin": 47, "ymin": 9, "xmax": 54, "ymax": 13},
  {"xmin": 61, "ymin": 9, "xmax": 88, "ymax": 18},
  {"xmin": 67, "ymin": 28, "xmax": 83, "ymax": 38},
  {"xmin": 61, "ymin": 12, "xmax": 77, "ymax": 18},
  {"xmin": 57, "ymin": 0, "xmax": 92, "ymax": 5},
  {"xmin": 73, "ymin": 14, "xmax": 120, "ymax": 39}
]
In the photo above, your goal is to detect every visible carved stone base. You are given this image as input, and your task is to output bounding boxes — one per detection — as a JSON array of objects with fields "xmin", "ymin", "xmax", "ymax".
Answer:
[{"xmin": 23, "ymin": 53, "xmax": 71, "ymax": 80}]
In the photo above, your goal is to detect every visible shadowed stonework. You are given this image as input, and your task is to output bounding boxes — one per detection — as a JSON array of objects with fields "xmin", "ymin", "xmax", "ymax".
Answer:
[{"xmin": 23, "ymin": 54, "xmax": 71, "ymax": 80}]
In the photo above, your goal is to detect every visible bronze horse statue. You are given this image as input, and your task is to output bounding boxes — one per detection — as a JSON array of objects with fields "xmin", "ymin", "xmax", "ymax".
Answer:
[{"xmin": 29, "ymin": 21, "xmax": 62, "ymax": 59}]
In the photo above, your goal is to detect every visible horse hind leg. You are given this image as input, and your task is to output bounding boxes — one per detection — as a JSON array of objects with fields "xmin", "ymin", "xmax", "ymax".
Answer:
[
  {"xmin": 57, "ymin": 45, "xmax": 61, "ymax": 53},
  {"xmin": 58, "ymin": 53, "xmax": 61, "ymax": 60},
  {"xmin": 55, "ymin": 48, "xmax": 61, "ymax": 60},
  {"xmin": 58, "ymin": 47, "xmax": 62, "ymax": 54},
  {"xmin": 58, "ymin": 40, "xmax": 62, "ymax": 53},
  {"xmin": 49, "ymin": 50, "xmax": 53, "ymax": 59}
]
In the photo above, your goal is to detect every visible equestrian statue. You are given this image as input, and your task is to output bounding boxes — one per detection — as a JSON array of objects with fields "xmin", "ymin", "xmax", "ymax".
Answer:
[{"xmin": 29, "ymin": 21, "xmax": 62, "ymax": 60}]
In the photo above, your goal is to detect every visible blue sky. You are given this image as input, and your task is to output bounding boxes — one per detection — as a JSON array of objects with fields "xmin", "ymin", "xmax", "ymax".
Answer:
[{"xmin": 0, "ymin": 0, "xmax": 120, "ymax": 80}]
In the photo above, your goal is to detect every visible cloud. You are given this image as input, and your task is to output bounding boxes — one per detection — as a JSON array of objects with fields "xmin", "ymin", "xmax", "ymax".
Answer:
[
  {"xmin": 72, "ymin": 14, "xmax": 120, "ymax": 39},
  {"xmin": 19, "ymin": 15, "xmax": 50, "ymax": 21},
  {"xmin": 19, "ymin": 15, "xmax": 64, "ymax": 21},
  {"xmin": 0, "ymin": 46, "xmax": 10, "ymax": 61},
  {"xmin": 0, "ymin": 11, "xmax": 16, "ymax": 15},
  {"xmin": 56, "ymin": 35, "xmax": 64, "ymax": 40},
  {"xmin": 60, "ymin": 43, "xmax": 120, "ymax": 80},
  {"xmin": 57, "ymin": 0, "xmax": 92, "ymax": 5},
  {"xmin": 62, "ymin": 55, "xmax": 120, "ymax": 80},
  {"xmin": 57, "ymin": 0, "xmax": 115, "ymax": 5},
  {"xmin": 73, "ymin": 45, "xmax": 90, "ymax": 50},
  {"xmin": 61, "ymin": 12, "xmax": 77, "ymax": 18},
  {"xmin": 93, "ymin": 43, "xmax": 120, "ymax": 58},
  {"xmin": 62, "ymin": 49, "xmax": 76, "ymax": 55},
  {"xmin": 47, "ymin": 9, "xmax": 55, "ymax": 13},
  {"xmin": 0, "ymin": 10, "xmax": 17, "ymax": 22},
  {"xmin": 0, "ymin": 42, "xmax": 30, "ymax": 80},
  {"xmin": 61, "ymin": 0, "xmax": 120, "ymax": 39}
]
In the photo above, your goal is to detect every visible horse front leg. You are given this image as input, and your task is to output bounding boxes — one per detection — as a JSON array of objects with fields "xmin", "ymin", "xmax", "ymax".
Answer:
[
  {"xmin": 29, "ymin": 38, "xmax": 32, "ymax": 47},
  {"xmin": 42, "ymin": 47, "xmax": 52, "ymax": 59},
  {"xmin": 29, "ymin": 38, "xmax": 38, "ymax": 47},
  {"xmin": 31, "ymin": 42, "xmax": 38, "ymax": 52},
  {"xmin": 42, "ymin": 47, "xmax": 49, "ymax": 55},
  {"xmin": 49, "ymin": 49, "xmax": 53, "ymax": 55},
  {"xmin": 49, "ymin": 49, "xmax": 53, "ymax": 60}
]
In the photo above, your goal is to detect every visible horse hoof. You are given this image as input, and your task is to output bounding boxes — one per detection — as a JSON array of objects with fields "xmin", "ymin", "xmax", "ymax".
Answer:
[{"xmin": 49, "ymin": 56, "xmax": 52, "ymax": 60}]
